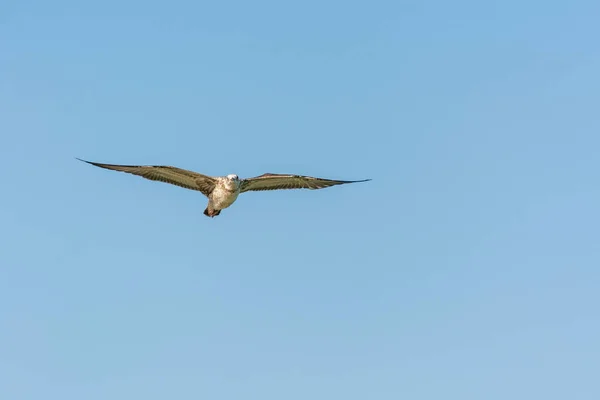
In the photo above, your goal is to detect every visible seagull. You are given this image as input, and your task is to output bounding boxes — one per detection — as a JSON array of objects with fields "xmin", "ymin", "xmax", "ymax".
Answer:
[{"xmin": 77, "ymin": 158, "xmax": 371, "ymax": 217}]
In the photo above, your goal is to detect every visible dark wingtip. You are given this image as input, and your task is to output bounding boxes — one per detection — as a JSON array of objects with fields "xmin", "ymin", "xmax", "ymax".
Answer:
[
  {"xmin": 76, "ymin": 158, "xmax": 113, "ymax": 171},
  {"xmin": 76, "ymin": 157, "xmax": 93, "ymax": 164},
  {"xmin": 76, "ymin": 158, "xmax": 107, "ymax": 168}
]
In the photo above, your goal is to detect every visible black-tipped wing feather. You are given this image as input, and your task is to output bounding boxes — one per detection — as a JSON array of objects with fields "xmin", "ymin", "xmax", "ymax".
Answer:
[
  {"xmin": 240, "ymin": 173, "xmax": 370, "ymax": 193},
  {"xmin": 77, "ymin": 158, "xmax": 216, "ymax": 197}
]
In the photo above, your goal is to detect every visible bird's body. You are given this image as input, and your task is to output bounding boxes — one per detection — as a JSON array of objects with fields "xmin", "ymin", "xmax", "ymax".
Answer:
[
  {"xmin": 206, "ymin": 176, "xmax": 241, "ymax": 216},
  {"xmin": 77, "ymin": 159, "xmax": 370, "ymax": 218}
]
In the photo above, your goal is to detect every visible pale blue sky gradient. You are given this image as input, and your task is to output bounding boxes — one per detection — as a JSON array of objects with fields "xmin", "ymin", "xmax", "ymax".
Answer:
[{"xmin": 1, "ymin": 1, "xmax": 600, "ymax": 399}]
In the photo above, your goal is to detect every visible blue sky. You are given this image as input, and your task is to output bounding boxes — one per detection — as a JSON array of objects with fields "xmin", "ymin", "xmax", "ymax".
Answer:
[{"xmin": 1, "ymin": 1, "xmax": 599, "ymax": 399}]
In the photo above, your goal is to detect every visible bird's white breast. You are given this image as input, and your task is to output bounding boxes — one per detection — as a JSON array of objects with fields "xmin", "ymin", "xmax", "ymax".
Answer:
[{"xmin": 210, "ymin": 179, "xmax": 240, "ymax": 209}]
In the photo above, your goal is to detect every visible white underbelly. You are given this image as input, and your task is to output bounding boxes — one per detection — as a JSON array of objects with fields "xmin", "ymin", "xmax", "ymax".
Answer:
[{"xmin": 211, "ymin": 187, "xmax": 240, "ymax": 210}]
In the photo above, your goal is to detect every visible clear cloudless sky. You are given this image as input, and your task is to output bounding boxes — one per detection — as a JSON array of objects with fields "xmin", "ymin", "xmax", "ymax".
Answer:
[{"xmin": 1, "ymin": 1, "xmax": 599, "ymax": 399}]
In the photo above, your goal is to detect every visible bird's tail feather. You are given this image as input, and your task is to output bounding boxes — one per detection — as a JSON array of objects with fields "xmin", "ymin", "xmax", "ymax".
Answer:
[{"xmin": 203, "ymin": 208, "xmax": 221, "ymax": 217}]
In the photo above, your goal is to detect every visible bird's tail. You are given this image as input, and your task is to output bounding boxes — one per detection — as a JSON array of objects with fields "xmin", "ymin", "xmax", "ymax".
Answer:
[{"xmin": 203, "ymin": 208, "xmax": 221, "ymax": 217}]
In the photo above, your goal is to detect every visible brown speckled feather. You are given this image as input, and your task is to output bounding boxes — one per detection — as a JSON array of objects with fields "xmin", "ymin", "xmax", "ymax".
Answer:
[
  {"xmin": 240, "ymin": 173, "xmax": 370, "ymax": 193},
  {"xmin": 77, "ymin": 158, "xmax": 216, "ymax": 197}
]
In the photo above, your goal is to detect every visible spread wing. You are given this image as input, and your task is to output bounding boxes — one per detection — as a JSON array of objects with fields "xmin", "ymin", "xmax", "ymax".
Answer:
[
  {"xmin": 240, "ymin": 173, "xmax": 370, "ymax": 193},
  {"xmin": 77, "ymin": 158, "xmax": 217, "ymax": 197}
]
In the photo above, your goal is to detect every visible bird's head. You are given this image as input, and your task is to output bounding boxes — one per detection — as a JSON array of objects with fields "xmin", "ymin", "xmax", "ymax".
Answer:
[{"xmin": 225, "ymin": 174, "xmax": 240, "ymax": 189}]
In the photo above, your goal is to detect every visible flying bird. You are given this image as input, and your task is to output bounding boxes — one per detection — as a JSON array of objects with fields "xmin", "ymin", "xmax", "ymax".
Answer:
[{"xmin": 77, "ymin": 158, "xmax": 371, "ymax": 217}]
